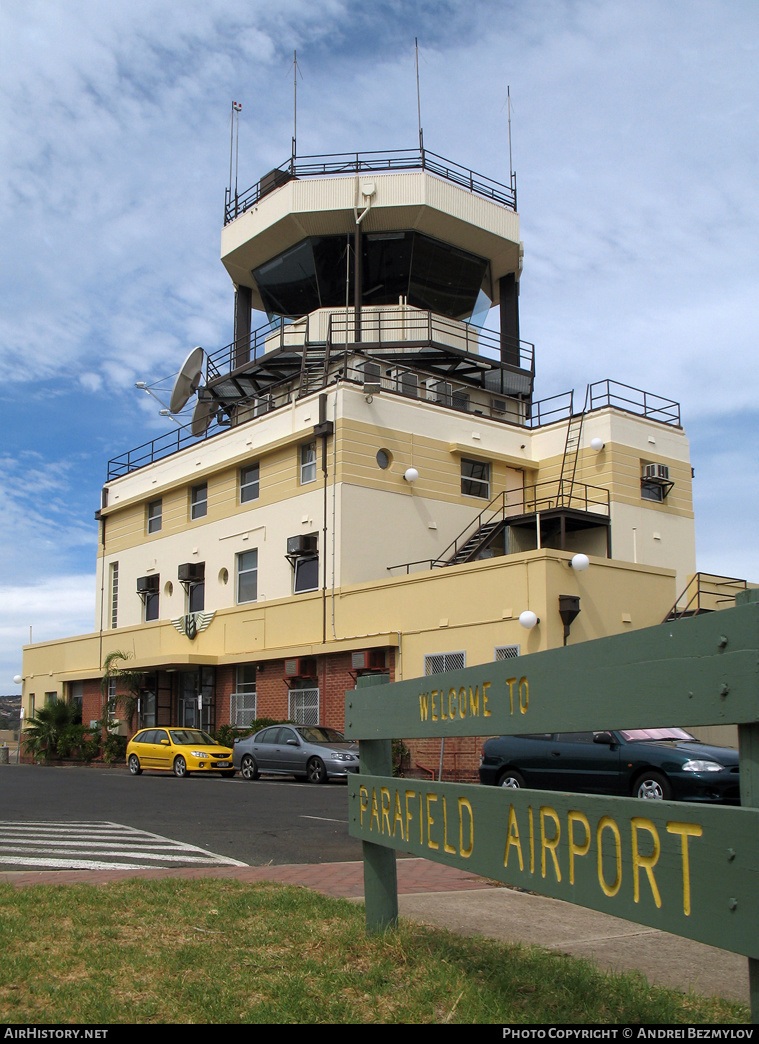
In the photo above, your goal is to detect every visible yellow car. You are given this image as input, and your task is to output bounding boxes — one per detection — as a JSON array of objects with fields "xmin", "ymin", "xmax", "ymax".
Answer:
[{"xmin": 126, "ymin": 728, "xmax": 235, "ymax": 778}]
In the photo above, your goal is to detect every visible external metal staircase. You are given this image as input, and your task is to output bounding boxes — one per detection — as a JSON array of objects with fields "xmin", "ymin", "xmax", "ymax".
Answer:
[
  {"xmin": 446, "ymin": 519, "xmax": 504, "ymax": 565},
  {"xmin": 557, "ymin": 386, "xmax": 589, "ymax": 502},
  {"xmin": 664, "ymin": 573, "xmax": 748, "ymax": 621}
]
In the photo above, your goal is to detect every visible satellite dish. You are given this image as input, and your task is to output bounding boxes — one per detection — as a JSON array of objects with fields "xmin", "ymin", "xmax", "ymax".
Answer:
[
  {"xmin": 169, "ymin": 347, "xmax": 204, "ymax": 414},
  {"xmin": 191, "ymin": 393, "xmax": 218, "ymax": 436}
]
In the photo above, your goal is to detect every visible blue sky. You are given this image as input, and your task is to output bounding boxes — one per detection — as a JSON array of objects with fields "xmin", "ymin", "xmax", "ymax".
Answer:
[{"xmin": 1, "ymin": 0, "xmax": 758, "ymax": 687}]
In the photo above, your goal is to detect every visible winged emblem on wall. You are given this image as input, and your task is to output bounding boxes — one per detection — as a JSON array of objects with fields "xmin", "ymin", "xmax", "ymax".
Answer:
[{"xmin": 172, "ymin": 611, "xmax": 215, "ymax": 640}]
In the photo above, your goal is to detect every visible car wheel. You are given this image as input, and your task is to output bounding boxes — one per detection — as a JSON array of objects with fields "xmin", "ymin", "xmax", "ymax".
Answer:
[
  {"xmin": 497, "ymin": 769, "xmax": 525, "ymax": 789},
  {"xmin": 240, "ymin": 754, "xmax": 260, "ymax": 781},
  {"xmin": 634, "ymin": 770, "xmax": 671, "ymax": 800},
  {"xmin": 128, "ymin": 754, "xmax": 142, "ymax": 776},
  {"xmin": 173, "ymin": 755, "xmax": 190, "ymax": 778},
  {"xmin": 307, "ymin": 757, "xmax": 327, "ymax": 784}
]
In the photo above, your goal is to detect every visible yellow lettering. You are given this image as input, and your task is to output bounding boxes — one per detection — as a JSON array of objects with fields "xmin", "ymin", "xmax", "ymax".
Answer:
[
  {"xmin": 667, "ymin": 821, "xmax": 703, "ymax": 916},
  {"xmin": 380, "ymin": 787, "xmax": 391, "ymax": 836},
  {"xmin": 483, "ymin": 681, "xmax": 492, "ymax": 717},
  {"xmin": 458, "ymin": 686, "xmax": 467, "ymax": 718},
  {"xmin": 442, "ymin": 796, "xmax": 456, "ymax": 854},
  {"xmin": 359, "ymin": 785, "xmax": 369, "ymax": 828},
  {"xmin": 370, "ymin": 787, "xmax": 381, "ymax": 833},
  {"xmin": 528, "ymin": 805, "xmax": 535, "ymax": 874},
  {"xmin": 540, "ymin": 806, "xmax": 561, "ymax": 881},
  {"xmin": 597, "ymin": 815, "xmax": 622, "ymax": 897},
  {"xmin": 469, "ymin": 685, "xmax": 480, "ymax": 716},
  {"xmin": 506, "ymin": 678, "xmax": 516, "ymax": 714},
  {"xmin": 393, "ymin": 790, "xmax": 405, "ymax": 840},
  {"xmin": 631, "ymin": 817, "xmax": 662, "ymax": 908},
  {"xmin": 404, "ymin": 789, "xmax": 416, "ymax": 843},
  {"xmin": 458, "ymin": 797, "xmax": 474, "ymax": 857},
  {"xmin": 431, "ymin": 690, "xmax": 438, "ymax": 721},
  {"xmin": 426, "ymin": 793, "xmax": 439, "ymax": 850},
  {"xmin": 419, "ymin": 692, "xmax": 430, "ymax": 721},
  {"xmin": 504, "ymin": 804, "xmax": 524, "ymax": 870},
  {"xmin": 419, "ymin": 792, "xmax": 423, "ymax": 844},
  {"xmin": 567, "ymin": 810, "xmax": 591, "ymax": 885},
  {"xmin": 519, "ymin": 677, "xmax": 529, "ymax": 714},
  {"xmin": 448, "ymin": 687, "xmax": 457, "ymax": 720}
]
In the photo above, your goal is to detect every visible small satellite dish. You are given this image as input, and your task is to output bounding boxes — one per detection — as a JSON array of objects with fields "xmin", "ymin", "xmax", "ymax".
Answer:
[
  {"xmin": 191, "ymin": 393, "xmax": 218, "ymax": 436},
  {"xmin": 169, "ymin": 347, "xmax": 204, "ymax": 414}
]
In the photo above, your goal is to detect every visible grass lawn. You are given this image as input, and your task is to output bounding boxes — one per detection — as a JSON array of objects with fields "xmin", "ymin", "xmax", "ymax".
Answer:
[{"xmin": 0, "ymin": 879, "xmax": 749, "ymax": 1024}]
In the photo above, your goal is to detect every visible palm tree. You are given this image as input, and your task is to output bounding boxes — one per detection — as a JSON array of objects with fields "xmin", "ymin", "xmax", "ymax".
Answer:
[
  {"xmin": 101, "ymin": 650, "xmax": 143, "ymax": 730},
  {"xmin": 23, "ymin": 701, "xmax": 77, "ymax": 762}
]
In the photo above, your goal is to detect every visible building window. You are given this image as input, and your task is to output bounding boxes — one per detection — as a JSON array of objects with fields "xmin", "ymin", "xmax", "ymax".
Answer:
[
  {"xmin": 69, "ymin": 682, "xmax": 84, "ymax": 723},
  {"xmin": 110, "ymin": 562, "xmax": 119, "ymax": 629},
  {"xmin": 461, "ymin": 458, "xmax": 490, "ymax": 499},
  {"xmin": 191, "ymin": 483, "xmax": 208, "ymax": 519},
  {"xmin": 641, "ymin": 481, "xmax": 665, "ymax": 503},
  {"xmin": 45, "ymin": 691, "xmax": 57, "ymax": 706},
  {"xmin": 145, "ymin": 586, "xmax": 160, "ymax": 622},
  {"xmin": 188, "ymin": 579, "xmax": 205, "ymax": 613},
  {"xmin": 300, "ymin": 442, "xmax": 317, "ymax": 484},
  {"xmin": 294, "ymin": 555, "xmax": 319, "ymax": 594},
  {"xmin": 289, "ymin": 684, "xmax": 319, "ymax": 725},
  {"xmin": 424, "ymin": 651, "xmax": 466, "ymax": 675},
  {"xmin": 240, "ymin": 463, "xmax": 260, "ymax": 503},
  {"xmin": 495, "ymin": 645, "xmax": 520, "ymax": 661},
  {"xmin": 231, "ymin": 665, "xmax": 257, "ymax": 726},
  {"xmin": 147, "ymin": 499, "xmax": 162, "ymax": 534},
  {"xmin": 237, "ymin": 550, "xmax": 258, "ymax": 604}
]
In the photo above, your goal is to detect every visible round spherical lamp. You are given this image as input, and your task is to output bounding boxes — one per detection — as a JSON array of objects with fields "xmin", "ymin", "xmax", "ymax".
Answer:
[
  {"xmin": 518, "ymin": 610, "xmax": 539, "ymax": 630},
  {"xmin": 571, "ymin": 553, "xmax": 590, "ymax": 571},
  {"xmin": 404, "ymin": 467, "xmax": 419, "ymax": 483}
]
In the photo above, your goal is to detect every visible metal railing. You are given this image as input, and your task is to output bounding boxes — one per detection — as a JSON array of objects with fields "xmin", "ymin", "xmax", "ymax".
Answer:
[
  {"xmin": 666, "ymin": 573, "xmax": 748, "ymax": 621},
  {"xmin": 224, "ymin": 147, "xmax": 517, "ymax": 224},
  {"xmin": 387, "ymin": 480, "xmax": 610, "ymax": 574},
  {"xmin": 588, "ymin": 380, "xmax": 681, "ymax": 426}
]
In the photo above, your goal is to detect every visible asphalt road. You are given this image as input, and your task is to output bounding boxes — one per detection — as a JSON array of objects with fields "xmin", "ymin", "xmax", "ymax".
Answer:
[{"xmin": 0, "ymin": 764, "xmax": 363, "ymax": 868}]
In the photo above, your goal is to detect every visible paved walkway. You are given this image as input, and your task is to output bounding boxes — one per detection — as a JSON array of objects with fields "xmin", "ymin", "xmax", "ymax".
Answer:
[{"xmin": 0, "ymin": 857, "xmax": 749, "ymax": 1006}]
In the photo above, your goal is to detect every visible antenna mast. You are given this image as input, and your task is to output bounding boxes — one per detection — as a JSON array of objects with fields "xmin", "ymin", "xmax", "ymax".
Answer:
[
  {"xmin": 292, "ymin": 50, "xmax": 301, "ymax": 165},
  {"xmin": 507, "ymin": 85, "xmax": 516, "ymax": 197},
  {"xmin": 228, "ymin": 101, "xmax": 242, "ymax": 218},
  {"xmin": 415, "ymin": 38, "xmax": 424, "ymax": 154}
]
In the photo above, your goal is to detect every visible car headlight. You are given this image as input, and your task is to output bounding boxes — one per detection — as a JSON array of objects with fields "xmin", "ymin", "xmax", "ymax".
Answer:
[
  {"xmin": 191, "ymin": 750, "xmax": 210, "ymax": 758},
  {"xmin": 330, "ymin": 752, "xmax": 354, "ymax": 762},
  {"xmin": 682, "ymin": 759, "xmax": 723, "ymax": 772}
]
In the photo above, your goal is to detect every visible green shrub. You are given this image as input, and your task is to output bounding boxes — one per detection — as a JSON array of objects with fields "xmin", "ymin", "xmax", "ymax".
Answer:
[{"xmin": 103, "ymin": 733, "xmax": 127, "ymax": 764}]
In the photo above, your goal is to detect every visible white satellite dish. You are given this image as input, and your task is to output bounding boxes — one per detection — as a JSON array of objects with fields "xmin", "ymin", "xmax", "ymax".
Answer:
[
  {"xmin": 169, "ymin": 347, "xmax": 205, "ymax": 414},
  {"xmin": 191, "ymin": 393, "xmax": 218, "ymax": 436}
]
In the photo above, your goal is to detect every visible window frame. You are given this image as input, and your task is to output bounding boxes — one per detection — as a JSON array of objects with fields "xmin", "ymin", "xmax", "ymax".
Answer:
[
  {"xmin": 300, "ymin": 442, "xmax": 317, "ymax": 485},
  {"xmin": 231, "ymin": 665, "xmax": 257, "ymax": 726},
  {"xmin": 461, "ymin": 458, "xmax": 491, "ymax": 499},
  {"xmin": 236, "ymin": 549, "xmax": 258, "ymax": 604},
  {"xmin": 293, "ymin": 554, "xmax": 319, "ymax": 594},
  {"xmin": 147, "ymin": 499, "xmax": 163, "ymax": 534},
  {"xmin": 190, "ymin": 483, "xmax": 208, "ymax": 520},
  {"xmin": 240, "ymin": 462, "xmax": 260, "ymax": 504}
]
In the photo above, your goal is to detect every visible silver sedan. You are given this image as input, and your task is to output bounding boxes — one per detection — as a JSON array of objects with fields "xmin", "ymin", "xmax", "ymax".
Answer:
[{"xmin": 233, "ymin": 724, "xmax": 360, "ymax": 784}]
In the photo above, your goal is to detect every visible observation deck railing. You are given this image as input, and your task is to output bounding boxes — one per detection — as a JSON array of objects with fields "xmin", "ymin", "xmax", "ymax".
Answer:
[{"xmin": 224, "ymin": 147, "xmax": 517, "ymax": 224}]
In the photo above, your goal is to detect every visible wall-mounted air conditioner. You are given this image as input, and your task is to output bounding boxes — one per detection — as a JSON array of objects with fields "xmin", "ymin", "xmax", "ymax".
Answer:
[
  {"xmin": 432, "ymin": 381, "xmax": 452, "ymax": 406},
  {"xmin": 643, "ymin": 463, "xmax": 670, "ymax": 481},
  {"xmin": 178, "ymin": 562, "xmax": 205, "ymax": 583},
  {"xmin": 136, "ymin": 575, "xmax": 159, "ymax": 594},
  {"xmin": 287, "ymin": 534, "xmax": 318, "ymax": 557},
  {"xmin": 351, "ymin": 649, "xmax": 386, "ymax": 671},
  {"xmin": 284, "ymin": 657, "xmax": 317, "ymax": 678},
  {"xmin": 362, "ymin": 360, "xmax": 382, "ymax": 393}
]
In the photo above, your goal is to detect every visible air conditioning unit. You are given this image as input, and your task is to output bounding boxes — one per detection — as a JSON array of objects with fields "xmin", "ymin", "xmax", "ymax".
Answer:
[
  {"xmin": 400, "ymin": 372, "xmax": 418, "ymax": 398},
  {"xmin": 433, "ymin": 381, "xmax": 452, "ymax": 406},
  {"xmin": 451, "ymin": 391, "xmax": 470, "ymax": 412},
  {"xmin": 136, "ymin": 574, "xmax": 159, "ymax": 594},
  {"xmin": 351, "ymin": 649, "xmax": 387, "ymax": 671},
  {"xmin": 178, "ymin": 562, "xmax": 205, "ymax": 583},
  {"xmin": 643, "ymin": 463, "xmax": 670, "ymax": 481},
  {"xmin": 284, "ymin": 657, "xmax": 317, "ymax": 678},
  {"xmin": 287, "ymin": 534, "xmax": 318, "ymax": 557},
  {"xmin": 362, "ymin": 360, "xmax": 382, "ymax": 393}
]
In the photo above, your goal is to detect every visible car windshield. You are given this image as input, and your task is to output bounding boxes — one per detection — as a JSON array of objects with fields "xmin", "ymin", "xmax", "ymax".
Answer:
[
  {"xmin": 296, "ymin": 727, "xmax": 347, "ymax": 744},
  {"xmin": 168, "ymin": 729, "xmax": 217, "ymax": 746},
  {"xmin": 618, "ymin": 728, "xmax": 695, "ymax": 743}
]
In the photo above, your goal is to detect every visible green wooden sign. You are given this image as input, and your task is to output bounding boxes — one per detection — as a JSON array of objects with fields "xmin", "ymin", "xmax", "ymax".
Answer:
[
  {"xmin": 344, "ymin": 599, "xmax": 759, "ymax": 740},
  {"xmin": 348, "ymin": 773, "xmax": 759, "ymax": 959},
  {"xmin": 347, "ymin": 592, "xmax": 759, "ymax": 1018}
]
